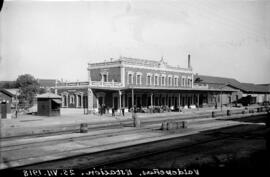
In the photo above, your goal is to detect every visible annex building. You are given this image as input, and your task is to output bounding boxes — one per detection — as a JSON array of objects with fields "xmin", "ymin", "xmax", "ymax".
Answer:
[{"xmin": 55, "ymin": 56, "xmax": 237, "ymax": 113}]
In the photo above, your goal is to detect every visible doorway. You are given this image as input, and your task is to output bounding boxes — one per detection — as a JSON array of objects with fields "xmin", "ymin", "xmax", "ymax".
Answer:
[{"xmin": 113, "ymin": 97, "xmax": 118, "ymax": 109}]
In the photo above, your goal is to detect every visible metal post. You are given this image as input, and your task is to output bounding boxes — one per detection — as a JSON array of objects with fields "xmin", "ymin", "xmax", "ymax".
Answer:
[
  {"xmin": 132, "ymin": 89, "xmax": 134, "ymax": 111},
  {"xmin": 123, "ymin": 94, "xmax": 125, "ymax": 108},
  {"xmin": 97, "ymin": 97, "xmax": 99, "ymax": 109},
  {"xmin": 76, "ymin": 94, "xmax": 79, "ymax": 108},
  {"xmin": 151, "ymin": 93, "xmax": 153, "ymax": 107},
  {"xmin": 87, "ymin": 88, "xmax": 93, "ymax": 114},
  {"xmin": 178, "ymin": 93, "xmax": 181, "ymax": 112},
  {"xmin": 15, "ymin": 92, "xmax": 18, "ymax": 118},
  {"xmin": 81, "ymin": 93, "xmax": 83, "ymax": 108},
  {"xmin": 119, "ymin": 90, "xmax": 122, "ymax": 112},
  {"xmin": 197, "ymin": 94, "xmax": 200, "ymax": 109}
]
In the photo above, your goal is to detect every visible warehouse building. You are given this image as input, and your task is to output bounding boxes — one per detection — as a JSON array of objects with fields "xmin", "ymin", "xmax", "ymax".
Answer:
[{"xmin": 194, "ymin": 75, "xmax": 270, "ymax": 106}]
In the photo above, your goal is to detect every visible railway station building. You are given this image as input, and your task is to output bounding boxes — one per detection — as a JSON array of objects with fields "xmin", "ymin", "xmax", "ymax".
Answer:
[{"xmin": 55, "ymin": 56, "xmax": 237, "ymax": 113}]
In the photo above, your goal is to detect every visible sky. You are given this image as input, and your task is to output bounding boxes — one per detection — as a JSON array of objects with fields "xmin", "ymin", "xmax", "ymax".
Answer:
[{"xmin": 0, "ymin": 0, "xmax": 270, "ymax": 84}]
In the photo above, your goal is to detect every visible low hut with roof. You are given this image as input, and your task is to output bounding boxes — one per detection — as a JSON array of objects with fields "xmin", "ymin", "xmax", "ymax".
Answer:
[{"xmin": 36, "ymin": 93, "xmax": 62, "ymax": 116}]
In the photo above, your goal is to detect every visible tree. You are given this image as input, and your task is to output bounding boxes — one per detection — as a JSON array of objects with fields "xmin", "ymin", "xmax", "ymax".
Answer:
[
  {"xmin": 16, "ymin": 74, "xmax": 39, "ymax": 107},
  {"xmin": 38, "ymin": 87, "xmax": 47, "ymax": 94}
]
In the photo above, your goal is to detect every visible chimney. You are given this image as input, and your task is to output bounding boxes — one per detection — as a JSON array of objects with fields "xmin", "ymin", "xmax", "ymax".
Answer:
[{"xmin": 188, "ymin": 54, "xmax": 191, "ymax": 68}]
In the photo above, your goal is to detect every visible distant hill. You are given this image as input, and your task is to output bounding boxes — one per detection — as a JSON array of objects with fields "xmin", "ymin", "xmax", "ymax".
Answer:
[
  {"xmin": 0, "ymin": 81, "xmax": 16, "ymax": 88},
  {"xmin": 0, "ymin": 79, "xmax": 57, "ymax": 89}
]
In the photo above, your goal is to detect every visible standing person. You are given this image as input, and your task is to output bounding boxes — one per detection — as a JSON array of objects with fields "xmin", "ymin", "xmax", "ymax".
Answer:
[
  {"xmin": 122, "ymin": 107, "xmax": 125, "ymax": 116},
  {"xmin": 101, "ymin": 104, "xmax": 105, "ymax": 115},
  {"xmin": 134, "ymin": 105, "xmax": 137, "ymax": 113},
  {"xmin": 15, "ymin": 109, "xmax": 18, "ymax": 118},
  {"xmin": 112, "ymin": 107, "xmax": 115, "ymax": 117},
  {"xmin": 98, "ymin": 106, "xmax": 101, "ymax": 116}
]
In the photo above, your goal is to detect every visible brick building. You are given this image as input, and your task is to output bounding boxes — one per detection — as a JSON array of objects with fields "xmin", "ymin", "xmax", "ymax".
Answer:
[{"xmin": 55, "ymin": 56, "xmax": 236, "ymax": 113}]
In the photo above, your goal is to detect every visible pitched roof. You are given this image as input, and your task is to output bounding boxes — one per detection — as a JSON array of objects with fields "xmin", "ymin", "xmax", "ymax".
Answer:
[
  {"xmin": 5, "ymin": 89, "xmax": 20, "ymax": 96},
  {"xmin": 0, "ymin": 89, "xmax": 14, "ymax": 97},
  {"xmin": 0, "ymin": 88, "xmax": 19, "ymax": 97},
  {"xmin": 240, "ymin": 83, "xmax": 269, "ymax": 93},
  {"xmin": 207, "ymin": 83, "xmax": 235, "ymax": 91},
  {"xmin": 257, "ymin": 84, "xmax": 270, "ymax": 92},
  {"xmin": 36, "ymin": 92, "xmax": 61, "ymax": 99},
  {"xmin": 194, "ymin": 74, "xmax": 241, "ymax": 85},
  {"xmin": 194, "ymin": 74, "xmax": 270, "ymax": 93}
]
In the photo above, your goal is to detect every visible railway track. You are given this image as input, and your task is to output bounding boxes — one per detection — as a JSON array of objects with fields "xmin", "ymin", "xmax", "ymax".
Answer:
[
  {"xmin": 0, "ymin": 112, "xmax": 209, "ymax": 141},
  {"xmin": 1, "ymin": 126, "xmax": 156, "ymax": 151},
  {"xmin": 16, "ymin": 121, "xmax": 269, "ymax": 169},
  {"xmin": 1, "ymin": 116, "xmax": 216, "ymax": 151},
  {"xmin": 0, "ymin": 115, "xmax": 250, "ymax": 152},
  {"xmin": 2, "ymin": 107, "xmax": 267, "ymax": 141},
  {"xmin": 1, "ymin": 114, "xmax": 265, "ymax": 170},
  {"xmin": 0, "ymin": 118, "xmax": 247, "ymax": 169},
  {"xmin": 94, "ymin": 124, "xmax": 269, "ymax": 169},
  {"xmin": 1, "ymin": 111, "xmax": 268, "ymax": 170}
]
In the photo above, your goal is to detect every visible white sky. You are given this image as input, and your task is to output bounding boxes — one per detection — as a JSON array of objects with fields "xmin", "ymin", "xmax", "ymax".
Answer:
[{"xmin": 0, "ymin": 0, "xmax": 270, "ymax": 84}]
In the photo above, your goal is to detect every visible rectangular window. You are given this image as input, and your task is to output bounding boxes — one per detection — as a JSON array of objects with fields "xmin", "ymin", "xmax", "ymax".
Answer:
[
  {"xmin": 103, "ymin": 74, "xmax": 107, "ymax": 82},
  {"xmin": 70, "ymin": 95, "xmax": 74, "ymax": 104},
  {"xmin": 136, "ymin": 75, "xmax": 141, "ymax": 85},
  {"xmin": 128, "ymin": 74, "xmax": 133, "ymax": 84},
  {"xmin": 162, "ymin": 76, "xmax": 165, "ymax": 86},
  {"xmin": 188, "ymin": 79, "xmax": 191, "ymax": 87},
  {"xmin": 168, "ymin": 77, "xmax": 172, "ymax": 86},
  {"xmin": 155, "ymin": 76, "xmax": 158, "ymax": 86},
  {"xmin": 147, "ymin": 75, "xmax": 151, "ymax": 85},
  {"xmin": 182, "ymin": 78, "xmax": 185, "ymax": 86},
  {"xmin": 174, "ymin": 78, "xmax": 178, "ymax": 86}
]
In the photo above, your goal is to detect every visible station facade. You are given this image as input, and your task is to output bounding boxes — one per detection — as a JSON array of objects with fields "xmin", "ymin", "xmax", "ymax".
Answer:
[{"xmin": 55, "ymin": 56, "xmax": 236, "ymax": 113}]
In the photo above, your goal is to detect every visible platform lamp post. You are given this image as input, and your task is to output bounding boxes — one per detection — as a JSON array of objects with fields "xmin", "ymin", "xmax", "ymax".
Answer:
[
  {"xmin": 119, "ymin": 90, "xmax": 122, "ymax": 115},
  {"xmin": 131, "ymin": 88, "xmax": 134, "ymax": 112},
  {"xmin": 131, "ymin": 88, "xmax": 140, "ymax": 127}
]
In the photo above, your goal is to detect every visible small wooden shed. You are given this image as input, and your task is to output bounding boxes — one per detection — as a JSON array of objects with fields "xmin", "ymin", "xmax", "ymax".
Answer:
[
  {"xmin": 36, "ymin": 93, "xmax": 62, "ymax": 117},
  {"xmin": 0, "ymin": 89, "xmax": 13, "ymax": 119}
]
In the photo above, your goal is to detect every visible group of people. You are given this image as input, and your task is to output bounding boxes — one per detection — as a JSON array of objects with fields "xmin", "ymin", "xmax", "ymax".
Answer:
[
  {"xmin": 98, "ymin": 104, "xmax": 125, "ymax": 117},
  {"xmin": 98, "ymin": 104, "xmax": 106, "ymax": 116}
]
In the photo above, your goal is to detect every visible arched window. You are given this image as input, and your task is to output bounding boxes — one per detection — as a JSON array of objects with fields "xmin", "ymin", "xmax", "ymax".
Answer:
[
  {"xmin": 168, "ymin": 75, "xmax": 172, "ymax": 86},
  {"xmin": 147, "ymin": 73, "xmax": 152, "ymax": 85},
  {"xmin": 154, "ymin": 74, "xmax": 159, "ymax": 86},
  {"xmin": 136, "ymin": 73, "xmax": 142, "ymax": 85},
  {"xmin": 70, "ymin": 95, "xmax": 75, "ymax": 104},
  {"xmin": 127, "ymin": 71, "xmax": 134, "ymax": 84},
  {"xmin": 174, "ymin": 76, "xmax": 178, "ymax": 86}
]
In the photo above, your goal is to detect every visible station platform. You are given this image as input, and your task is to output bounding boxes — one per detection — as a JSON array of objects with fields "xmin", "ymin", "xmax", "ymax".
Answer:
[
  {"xmin": 1, "ymin": 115, "xmax": 262, "ymax": 170},
  {"xmin": 0, "ymin": 106, "xmax": 250, "ymax": 138}
]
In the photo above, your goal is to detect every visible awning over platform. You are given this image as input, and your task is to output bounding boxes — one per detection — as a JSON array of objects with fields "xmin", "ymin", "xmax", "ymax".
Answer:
[{"xmin": 52, "ymin": 99, "xmax": 62, "ymax": 104}]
